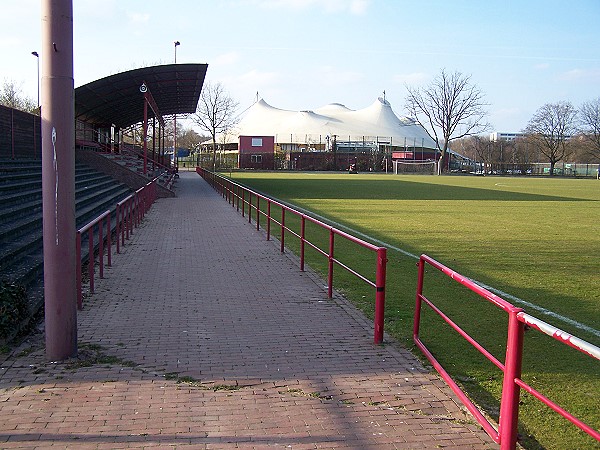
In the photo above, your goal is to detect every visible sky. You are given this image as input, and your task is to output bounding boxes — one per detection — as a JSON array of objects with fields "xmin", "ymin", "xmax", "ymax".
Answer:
[{"xmin": 2, "ymin": 0, "xmax": 599, "ymax": 134}]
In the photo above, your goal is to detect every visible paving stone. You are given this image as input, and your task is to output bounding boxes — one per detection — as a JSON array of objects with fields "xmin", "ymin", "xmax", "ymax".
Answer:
[{"xmin": 0, "ymin": 172, "xmax": 497, "ymax": 449}]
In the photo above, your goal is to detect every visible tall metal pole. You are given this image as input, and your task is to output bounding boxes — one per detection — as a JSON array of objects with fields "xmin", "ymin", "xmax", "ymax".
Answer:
[
  {"xmin": 31, "ymin": 51, "xmax": 40, "ymax": 111},
  {"xmin": 142, "ymin": 93, "xmax": 148, "ymax": 175},
  {"xmin": 41, "ymin": 0, "xmax": 77, "ymax": 361},
  {"xmin": 173, "ymin": 40, "xmax": 180, "ymax": 170},
  {"xmin": 32, "ymin": 51, "xmax": 40, "ymax": 159}
]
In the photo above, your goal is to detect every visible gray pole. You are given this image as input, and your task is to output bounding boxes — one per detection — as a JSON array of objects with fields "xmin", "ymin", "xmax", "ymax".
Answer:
[
  {"xmin": 173, "ymin": 41, "xmax": 180, "ymax": 170},
  {"xmin": 31, "ymin": 51, "xmax": 40, "ymax": 110},
  {"xmin": 41, "ymin": 0, "xmax": 77, "ymax": 360}
]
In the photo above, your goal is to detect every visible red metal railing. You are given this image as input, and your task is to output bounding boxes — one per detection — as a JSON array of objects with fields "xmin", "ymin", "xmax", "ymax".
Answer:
[
  {"xmin": 197, "ymin": 167, "xmax": 388, "ymax": 344},
  {"xmin": 76, "ymin": 180, "xmax": 157, "ymax": 309},
  {"xmin": 76, "ymin": 210, "xmax": 111, "ymax": 310},
  {"xmin": 414, "ymin": 253, "xmax": 600, "ymax": 450}
]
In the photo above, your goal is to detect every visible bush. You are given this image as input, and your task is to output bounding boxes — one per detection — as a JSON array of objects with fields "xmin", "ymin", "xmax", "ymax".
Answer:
[{"xmin": 0, "ymin": 281, "xmax": 29, "ymax": 339}]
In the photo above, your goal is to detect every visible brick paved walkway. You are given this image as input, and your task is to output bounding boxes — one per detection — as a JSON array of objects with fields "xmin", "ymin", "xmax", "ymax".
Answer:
[{"xmin": 0, "ymin": 172, "xmax": 496, "ymax": 449}]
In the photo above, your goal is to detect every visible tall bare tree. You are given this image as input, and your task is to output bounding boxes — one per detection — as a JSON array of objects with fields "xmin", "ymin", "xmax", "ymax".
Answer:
[
  {"xmin": 524, "ymin": 101, "xmax": 578, "ymax": 175},
  {"xmin": 579, "ymin": 97, "xmax": 600, "ymax": 160},
  {"xmin": 0, "ymin": 79, "xmax": 37, "ymax": 113},
  {"xmin": 405, "ymin": 69, "xmax": 490, "ymax": 174},
  {"xmin": 192, "ymin": 82, "xmax": 239, "ymax": 170}
]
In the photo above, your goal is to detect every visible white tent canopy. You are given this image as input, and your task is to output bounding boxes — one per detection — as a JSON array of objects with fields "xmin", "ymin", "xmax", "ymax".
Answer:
[{"xmin": 222, "ymin": 97, "xmax": 437, "ymax": 149}]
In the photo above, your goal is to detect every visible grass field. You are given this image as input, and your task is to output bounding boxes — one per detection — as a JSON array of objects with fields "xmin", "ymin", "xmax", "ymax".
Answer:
[{"xmin": 223, "ymin": 171, "xmax": 600, "ymax": 450}]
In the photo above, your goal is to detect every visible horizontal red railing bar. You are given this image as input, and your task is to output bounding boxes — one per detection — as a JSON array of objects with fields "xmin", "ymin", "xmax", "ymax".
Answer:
[
  {"xmin": 517, "ymin": 312, "xmax": 600, "ymax": 361},
  {"xmin": 78, "ymin": 209, "xmax": 110, "ymax": 235},
  {"xmin": 513, "ymin": 377, "xmax": 600, "ymax": 440},
  {"xmin": 415, "ymin": 254, "xmax": 600, "ymax": 449},
  {"xmin": 303, "ymin": 238, "xmax": 329, "ymax": 258},
  {"xmin": 76, "ymin": 210, "xmax": 111, "ymax": 310},
  {"xmin": 117, "ymin": 193, "xmax": 134, "ymax": 207},
  {"xmin": 333, "ymin": 258, "xmax": 377, "ymax": 288},
  {"xmin": 413, "ymin": 330, "xmax": 501, "ymax": 442},
  {"xmin": 419, "ymin": 254, "xmax": 520, "ymax": 313},
  {"xmin": 418, "ymin": 293, "xmax": 505, "ymax": 371}
]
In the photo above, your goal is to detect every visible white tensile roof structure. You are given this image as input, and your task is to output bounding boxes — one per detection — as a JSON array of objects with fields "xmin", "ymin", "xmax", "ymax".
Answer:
[{"xmin": 223, "ymin": 97, "xmax": 438, "ymax": 149}]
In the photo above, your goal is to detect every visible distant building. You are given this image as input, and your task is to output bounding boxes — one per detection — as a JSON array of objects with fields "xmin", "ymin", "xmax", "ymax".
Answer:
[
  {"xmin": 489, "ymin": 132, "xmax": 524, "ymax": 142},
  {"xmin": 238, "ymin": 135, "xmax": 275, "ymax": 169}
]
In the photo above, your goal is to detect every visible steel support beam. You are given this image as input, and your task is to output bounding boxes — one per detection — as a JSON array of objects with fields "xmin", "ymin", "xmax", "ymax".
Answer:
[{"xmin": 143, "ymin": 95, "xmax": 148, "ymax": 174}]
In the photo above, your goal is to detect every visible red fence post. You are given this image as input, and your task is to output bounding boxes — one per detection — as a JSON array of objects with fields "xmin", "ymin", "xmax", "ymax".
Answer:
[
  {"xmin": 139, "ymin": 189, "xmax": 144, "ymax": 220},
  {"xmin": 249, "ymin": 193, "xmax": 253, "ymax": 224},
  {"xmin": 88, "ymin": 228, "xmax": 94, "ymax": 294},
  {"xmin": 280, "ymin": 208, "xmax": 286, "ymax": 253},
  {"xmin": 116, "ymin": 204, "xmax": 121, "ymax": 254},
  {"xmin": 99, "ymin": 218, "xmax": 104, "ymax": 279},
  {"xmin": 127, "ymin": 199, "xmax": 132, "ymax": 238},
  {"xmin": 76, "ymin": 231, "xmax": 82, "ymax": 310},
  {"xmin": 300, "ymin": 215, "xmax": 306, "ymax": 271},
  {"xmin": 499, "ymin": 309, "xmax": 525, "ymax": 450},
  {"xmin": 327, "ymin": 229, "xmax": 334, "ymax": 298},
  {"xmin": 256, "ymin": 196, "xmax": 260, "ymax": 230},
  {"xmin": 267, "ymin": 201, "xmax": 271, "ymax": 240},
  {"xmin": 132, "ymin": 195, "xmax": 137, "ymax": 228},
  {"xmin": 241, "ymin": 189, "xmax": 245, "ymax": 217},
  {"xmin": 373, "ymin": 247, "xmax": 387, "ymax": 344},
  {"xmin": 125, "ymin": 200, "xmax": 130, "ymax": 240},
  {"xmin": 136, "ymin": 192, "xmax": 141, "ymax": 226},
  {"xmin": 107, "ymin": 211, "xmax": 112, "ymax": 267},
  {"xmin": 413, "ymin": 256, "xmax": 425, "ymax": 340}
]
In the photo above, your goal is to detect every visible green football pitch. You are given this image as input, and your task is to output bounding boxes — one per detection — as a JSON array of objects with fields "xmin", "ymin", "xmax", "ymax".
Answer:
[{"xmin": 224, "ymin": 171, "xmax": 600, "ymax": 450}]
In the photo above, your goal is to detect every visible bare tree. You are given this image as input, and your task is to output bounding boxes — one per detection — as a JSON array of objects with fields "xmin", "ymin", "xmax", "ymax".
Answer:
[
  {"xmin": 192, "ymin": 82, "xmax": 239, "ymax": 170},
  {"xmin": 524, "ymin": 101, "xmax": 578, "ymax": 175},
  {"xmin": 0, "ymin": 79, "xmax": 37, "ymax": 113},
  {"xmin": 405, "ymin": 69, "xmax": 490, "ymax": 175},
  {"xmin": 464, "ymin": 135, "xmax": 493, "ymax": 173},
  {"xmin": 177, "ymin": 127, "xmax": 208, "ymax": 153},
  {"xmin": 579, "ymin": 97, "xmax": 600, "ymax": 160}
]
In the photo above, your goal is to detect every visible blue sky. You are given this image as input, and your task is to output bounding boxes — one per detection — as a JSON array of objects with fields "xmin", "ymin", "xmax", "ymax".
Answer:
[{"xmin": 2, "ymin": 0, "xmax": 599, "ymax": 133}]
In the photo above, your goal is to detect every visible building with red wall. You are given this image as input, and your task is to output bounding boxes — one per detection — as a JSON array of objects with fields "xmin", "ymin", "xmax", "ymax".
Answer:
[{"xmin": 238, "ymin": 135, "xmax": 275, "ymax": 169}]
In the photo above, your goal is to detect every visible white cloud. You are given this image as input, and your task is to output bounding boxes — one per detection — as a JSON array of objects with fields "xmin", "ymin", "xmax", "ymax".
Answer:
[
  {"xmin": 393, "ymin": 72, "xmax": 430, "ymax": 85},
  {"xmin": 76, "ymin": 0, "xmax": 117, "ymax": 19},
  {"xmin": 239, "ymin": 69, "xmax": 279, "ymax": 84},
  {"xmin": 127, "ymin": 12, "xmax": 150, "ymax": 25},
  {"xmin": 559, "ymin": 68, "xmax": 600, "ymax": 82},
  {"xmin": 349, "ymin": 0, "xmax": 369, "ymax": 15},
  {"xmin": 213, "ymin": 52, "xmax": 240, "ymax": 66},
  {"xmin": 224, "ymin": 69, "xmax": 280, "ymax": 93},
  {"xmin": 250, "ymin": 0, "xmax": 370, "ymax": 15},
  {"xmin": 215, "ymin": 69, "xmax": 282, "ymax": 107},
  {"xmin": 312, "ymin": 65, "xmax": 364, "ymax": 85},
  {"xmin": 0, "ymin": 36, "xmax": 20, "ymax": 51}
]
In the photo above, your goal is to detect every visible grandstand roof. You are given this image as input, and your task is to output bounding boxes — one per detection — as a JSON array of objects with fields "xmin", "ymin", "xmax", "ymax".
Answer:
[
  {"xmin": 74, "ymin": 63, "xmax": 208, "ymax": 128},
  {"xmin": 227, "ymin": 97, "xmax": 437, "ymax": 148}
]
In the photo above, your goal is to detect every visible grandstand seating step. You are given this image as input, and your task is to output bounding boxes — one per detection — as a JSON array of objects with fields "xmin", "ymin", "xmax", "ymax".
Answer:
[{"xmin": 0, "ymin": 158, "xmax": 134, "ymax": 315}]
